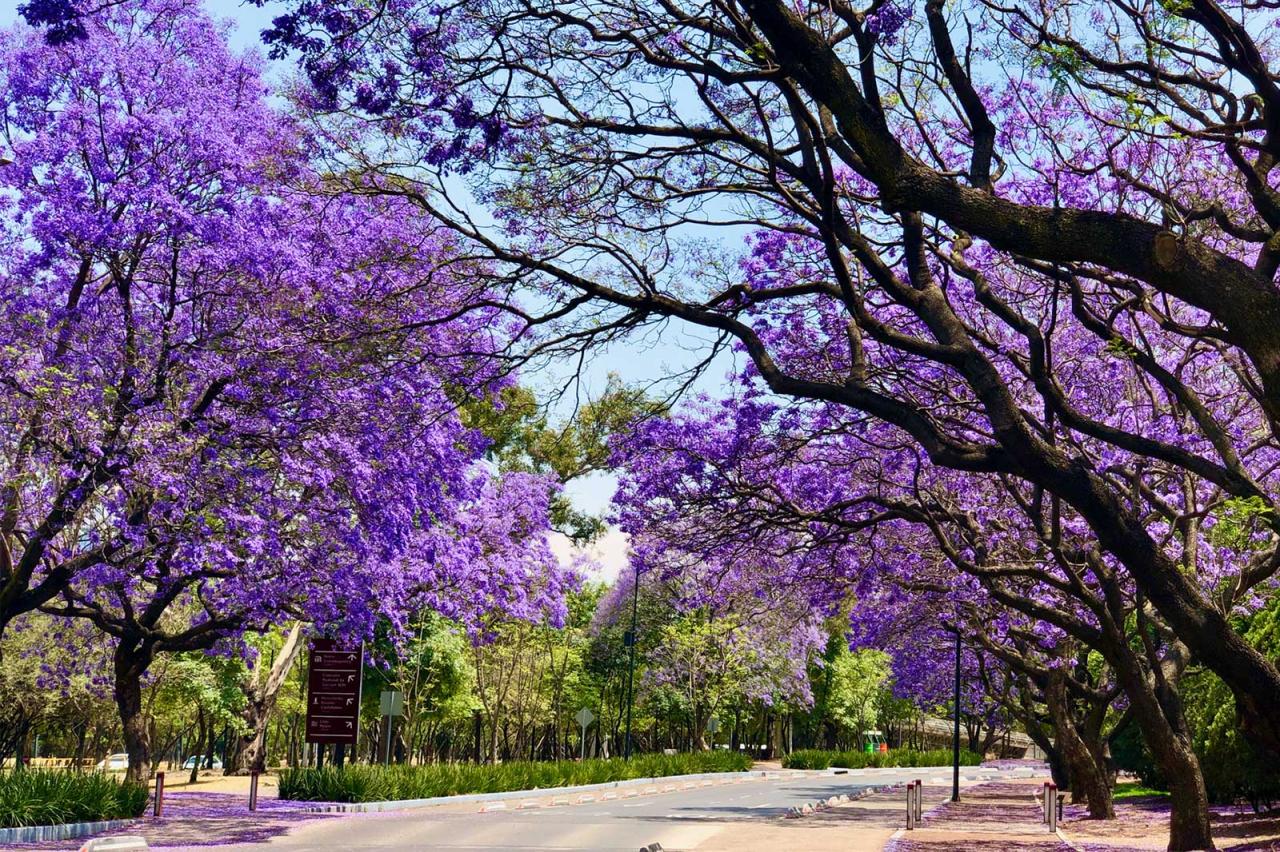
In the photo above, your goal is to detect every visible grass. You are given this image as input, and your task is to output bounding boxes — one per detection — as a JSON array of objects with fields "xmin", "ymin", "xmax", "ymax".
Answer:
[
  {"xmin": 0, "ymin": 770, "xmax": 149, "ymax": 828},
  {"xmin": 1113, "ymin": 781, "xmax": 1169, "ymax": 799},
  {"xmin": 781, "ymin": 748, "xmax": 983, "ymax": 770},
  {"xmin": 278, "ymin": 751, "xmax": 753, "ymax": 803}
]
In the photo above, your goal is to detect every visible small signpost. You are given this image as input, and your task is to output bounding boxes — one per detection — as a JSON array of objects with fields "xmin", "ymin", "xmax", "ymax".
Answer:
[
  {"xmin": 380, "ymin": 690, "xmax": 404, "ymax": 765},
  {"xmin": 706, "ymin": 717, "xmax": 720, "ymax": 747},
  {"xmin": 575, "ymin": 707, "xmax": 595, "ymax": 761},
  {"xmin": 305, "ymin": 640, "xmax": 364, "ymax": 755}
]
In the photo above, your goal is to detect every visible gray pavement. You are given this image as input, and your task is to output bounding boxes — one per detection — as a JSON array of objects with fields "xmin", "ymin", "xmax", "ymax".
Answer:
[{"xmin": 205, "ymin": 766, "xmax": 1031, "ymax": 852}]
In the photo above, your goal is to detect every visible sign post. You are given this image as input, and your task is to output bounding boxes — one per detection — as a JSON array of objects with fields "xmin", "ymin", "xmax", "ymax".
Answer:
[
  {"xmin": 305, "ymin": 640, "xmax": 364, "ymax": 756},
  {"xmin": 706, "ymin": 717, "xmax": 720, "ymax": 748},
  {"xmin": 379, "ymin": 690, "xmax": 404, "ymax": 765},
  {"xmin": 575, "ymin": 707, "xmax": 595, "ymax": 761}
]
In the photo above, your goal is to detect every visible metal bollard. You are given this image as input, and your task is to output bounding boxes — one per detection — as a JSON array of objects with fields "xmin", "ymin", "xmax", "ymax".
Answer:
[
  {"xmin": 1042, "ymin": 781, "xmax": 1051, "ymax": 823},
  {"xmin": 249, "ymin": 771, "xmax": 260, "ymax": 811},
  {"xmin": 153, "ymin": 771, "xmax": 165, "ymax": 819},
  {"xmin": 1048, "ymin": 783, "xmax": 1058, "ymax": 832},
  {"xmin": 906, "ymin": 782, "xmax": 916, "ymax": 830},
  {"xmin": 914, "ymin": 778, "xmax": 923, "ymax": 822}
]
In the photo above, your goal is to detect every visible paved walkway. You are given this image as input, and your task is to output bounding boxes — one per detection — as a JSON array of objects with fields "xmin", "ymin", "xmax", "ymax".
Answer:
[
  {"xmin": 885, "ymin": 778, "xmax": 1072, "ymax": 852},
  {"xmin": 0, "ymin": 793, "xmax": 343, "ymax": 850}
]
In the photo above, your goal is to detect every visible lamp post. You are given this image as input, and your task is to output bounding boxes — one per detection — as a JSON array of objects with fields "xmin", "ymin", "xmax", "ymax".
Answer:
[
  {"xmin": 952, "ymin": 629, "xmax": 961, "ymax": 802},
  {"xmin": 623, "ymin": 565, "xmax": 640, "ymax": 759}
]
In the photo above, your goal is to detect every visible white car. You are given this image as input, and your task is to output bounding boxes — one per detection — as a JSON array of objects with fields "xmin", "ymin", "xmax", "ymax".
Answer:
[
  {"xmin": 96, "ymin": 753, "xmax": 129, "ymax": 771},
  {"xmin": 182, "ymin": 756, "xmax": 223, "ymax": 770}
]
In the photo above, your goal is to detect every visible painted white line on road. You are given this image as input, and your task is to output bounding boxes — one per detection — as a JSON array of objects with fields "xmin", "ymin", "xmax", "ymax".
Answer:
[{"xmin": 749, "ymin": 802, "xmax": 773, "ymax": 809}]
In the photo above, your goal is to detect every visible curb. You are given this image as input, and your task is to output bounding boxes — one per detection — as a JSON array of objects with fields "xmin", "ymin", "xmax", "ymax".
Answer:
[
  {"xmin": 1056, "ymin": 827, "xmax": 1085, "ymax": 851},
  {"xmin": 297, "ymin": 769, "xmax": 780, "ymax": 814},
  {"xmin": 0, "ymin": 817, "xmax": 140, "ymax": 845},
  {"xmin": 784, "ymin": 782, "xmax": 901, "ymax": 818}
]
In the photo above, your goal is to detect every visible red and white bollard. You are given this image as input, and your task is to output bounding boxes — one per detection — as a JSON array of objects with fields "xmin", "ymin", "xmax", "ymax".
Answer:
[{"xmin": 153, "ymin": 771, "xmax": 165, "ymax": 818}]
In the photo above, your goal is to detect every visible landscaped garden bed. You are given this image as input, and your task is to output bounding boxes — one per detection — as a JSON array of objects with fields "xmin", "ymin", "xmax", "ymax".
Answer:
[
  {"xmin": 781, "ymin": 748, "xmax": 982, "ymax": 770},
  {"xmin": 277, "ymin": 752, "xmax": 753, "ymax": 802},
  {"xmin": 0, "ymin": 770, "xmax": 148, "ymax": 828}
]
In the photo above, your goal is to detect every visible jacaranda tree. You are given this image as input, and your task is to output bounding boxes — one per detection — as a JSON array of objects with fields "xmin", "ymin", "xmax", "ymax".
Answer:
[{"xmin": 1, "ymin": 1, "xmax": 571, "ymax": 781}]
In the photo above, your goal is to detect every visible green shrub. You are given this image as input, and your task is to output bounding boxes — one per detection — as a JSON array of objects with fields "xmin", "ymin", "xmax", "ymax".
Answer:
[
  {"xmin": 278, "ymin": 751, "xmax": 753, "ymax": 803},
  {"xmin": 781, "ymin": 748, "xmax": 981, "ymax": 771},
  {"xmin": 1113, "ymin": 664, "xmax": 1280, "ymax": 812},
  {"xmin": 0, "ymin": 770, "xmax": 148, "ymax": 828}
]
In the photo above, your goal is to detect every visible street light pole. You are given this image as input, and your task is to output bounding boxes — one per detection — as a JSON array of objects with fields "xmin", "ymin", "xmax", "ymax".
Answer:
[
  {"xmin": 952, "ymin": 629, "xmax": 961, "ymax": 802},
  {"xmin": 623, "ymin": 566, "xmax": 640, "ymax": 760}
]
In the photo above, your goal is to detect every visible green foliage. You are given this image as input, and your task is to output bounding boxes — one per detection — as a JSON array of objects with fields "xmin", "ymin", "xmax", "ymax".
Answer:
[
  {"xmin": 1112, "ymin": 593, "xmax": 1280, "ymax": 811},
  {"xmin": 0, "ymin": 771, "xmax": 147, "ymax": 827},
  {"xmin": 826, "ymin": 649, "xmax": 890, "ymax": 734},
  {"xmin": 1206, "ymin": 496, "xmax": 1274, "ymax": 551},
  {"xmin": 152, "ymin": 652, "xmax": 246, "ymax": 734},
  {"xmin": 1032, "ymin": 43, "xmax": 1086, "ymax": 95},
  {"xmin": 781, "ymin": 748, "xmax": 981, "ymax": 770},
  {"xmin": 1109, "ymin": 717, "xmax": 1164, "ymax": 789},
  {"xmin": 1113, "ymin": 782, "xmax": 1169, "ymax": 800},
  {"xmin": 1182, "ymin": 665, "xmax": 1280, "ymax": 810},
  {"xmin": 460, "ymin": 377, "xmax": 663, "ymax": 542},
  {"xmin": 278, "ymin": 752, "xmax": 752, "ymax": 802}
]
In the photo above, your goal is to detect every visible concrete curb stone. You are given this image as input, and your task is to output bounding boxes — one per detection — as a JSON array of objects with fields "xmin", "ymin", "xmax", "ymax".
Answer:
[{"xmin": 0, "ymin": 817, "xmax": 141, "ymax": 845}]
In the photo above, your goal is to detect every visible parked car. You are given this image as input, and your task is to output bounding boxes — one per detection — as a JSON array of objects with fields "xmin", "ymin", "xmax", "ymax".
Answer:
[
  {"xmin": 182, "ymin": 756, "xmax": 223, "ymax": 770},
  {"xmin": 95, "ymin": 753, "xmax": 129, "ymax": 772}
]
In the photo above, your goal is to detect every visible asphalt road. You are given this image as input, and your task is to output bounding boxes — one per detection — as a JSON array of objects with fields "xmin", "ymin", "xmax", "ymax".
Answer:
[{"xmin": 215, "ymin": 765, "xmax": 1029, "ymax": 851}]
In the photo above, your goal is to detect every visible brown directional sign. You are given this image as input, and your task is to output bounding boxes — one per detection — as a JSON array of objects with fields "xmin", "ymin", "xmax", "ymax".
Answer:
[{"xmin": 305, "ymin": 639, "xmax": 364, "ymax": 746}]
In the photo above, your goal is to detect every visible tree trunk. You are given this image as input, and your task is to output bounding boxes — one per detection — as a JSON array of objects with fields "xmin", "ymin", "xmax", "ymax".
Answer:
[
  {"xmin": 1111, "ymin": 651, "xmax": 1212, "ymax": 850},
  {"xmin": 1045, "ymin": 672, "xmax": 1113, "ymax": 819},
  {"xmin": 229, "ymin": 623, "xmax": 304, "ymax": 774},
  {"xmin": 189, "ymin": 709, "xmax": 206, "ymax": 784},
  {"xmin": 74, "ymin": 721, "xmax": 87, "ymax": 772},
  {"xmin": 113, "ymin": 639, "xmax": 154, "ymax": 783}
]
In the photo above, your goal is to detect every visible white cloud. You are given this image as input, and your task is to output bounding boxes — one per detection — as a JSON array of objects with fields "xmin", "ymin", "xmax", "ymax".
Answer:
[{"xmin": 549, "ymin": 526, "xmax": 630, "ymax": 583}]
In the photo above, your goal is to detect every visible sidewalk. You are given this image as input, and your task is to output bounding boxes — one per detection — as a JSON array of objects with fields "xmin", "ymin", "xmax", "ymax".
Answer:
[
  {"xmin": 0, "ymin": 793, "xmax": 344, "ymax": 850},
  {"xmin": 884, "ymin": 778, "xmax": 1072, "ymax": 852},
  {"xmin": 696, "ymin": 777, "xmax": 988, "ymax": 852},
  {"xmin": 1061, "ymin": 795, "xmax": 1280, "ymax": 851}
]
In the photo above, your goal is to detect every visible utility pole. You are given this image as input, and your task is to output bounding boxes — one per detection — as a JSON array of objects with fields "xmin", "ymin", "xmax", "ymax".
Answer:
[
  {"xmin": 952, "ymin": 629, "xmax": 961, "ymax": 802},
  {"xmin": 623, "ymin": 566, "xmax": 640, "ymax": 759}
]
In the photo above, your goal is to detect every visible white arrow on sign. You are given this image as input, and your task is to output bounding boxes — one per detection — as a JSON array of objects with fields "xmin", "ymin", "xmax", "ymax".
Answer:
[{"xmin": 575, "ymin": 707, "xmax": 595, "ymax": 728}]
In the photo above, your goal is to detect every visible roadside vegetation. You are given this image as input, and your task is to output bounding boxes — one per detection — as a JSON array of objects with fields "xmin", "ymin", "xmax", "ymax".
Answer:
[
  {"xmin": 277, "ymin": 752, "xmax": 753, "ymax": 802},
  {"xmin": 0, "ymin": 771, "xmax": 147, "ymax": 828},
  {"xmin": 781, "ymin": 749, "xmax": 982, "ymax": 771}
]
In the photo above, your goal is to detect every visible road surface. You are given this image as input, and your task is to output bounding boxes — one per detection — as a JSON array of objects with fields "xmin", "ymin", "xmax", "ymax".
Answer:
[{"xmin": 212, "ymin": 765, "xmax": 1031, "ymax": 851}]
